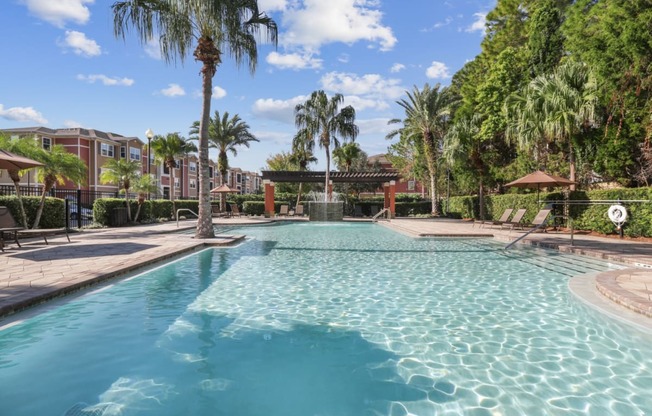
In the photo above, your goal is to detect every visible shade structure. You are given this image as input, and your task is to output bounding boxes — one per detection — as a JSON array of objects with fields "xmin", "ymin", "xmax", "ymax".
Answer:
[
  {"xmin": 505, "ymin": 170, "xmax": 575, "ymax": 202},
  {"xmin": 0, "ymin": 149, "xmax": 44, "ymax": 170},
  {"xmin": 210, "ymin": 184, "xmax": 239, "ymax": 193}
]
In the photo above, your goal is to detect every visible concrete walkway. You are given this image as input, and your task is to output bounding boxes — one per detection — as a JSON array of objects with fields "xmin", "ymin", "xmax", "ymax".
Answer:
[{"xmin": 1, "ymin": 216, "xmax": 651, "ymax": 327}]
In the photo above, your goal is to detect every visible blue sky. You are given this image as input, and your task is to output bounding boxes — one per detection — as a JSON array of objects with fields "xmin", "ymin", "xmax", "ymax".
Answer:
[{"xmin": 0, "ymin": 0, "xmax": 494, "ymax": 172}]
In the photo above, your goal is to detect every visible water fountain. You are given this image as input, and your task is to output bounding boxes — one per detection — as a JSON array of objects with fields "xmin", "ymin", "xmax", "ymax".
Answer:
[{"xmin": 307, "ymin": 191, "xmax": 344, "ymax": 221}]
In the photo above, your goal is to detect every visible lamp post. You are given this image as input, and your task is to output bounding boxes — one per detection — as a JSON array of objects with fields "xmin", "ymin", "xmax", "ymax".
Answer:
[{"xmin": 145, "ymin": 128, "xmax": 154, "ymax": 199}]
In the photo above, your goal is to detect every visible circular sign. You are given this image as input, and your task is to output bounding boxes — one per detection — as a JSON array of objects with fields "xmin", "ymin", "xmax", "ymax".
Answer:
[{"xmin": 607, "ymin": 204, "xmax": 627, "ymax": 225}]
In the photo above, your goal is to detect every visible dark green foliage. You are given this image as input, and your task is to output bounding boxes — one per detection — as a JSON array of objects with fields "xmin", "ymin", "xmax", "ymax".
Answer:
[
  {"xmin": 394, "ymin": 202, "xmax": 431, "ymax": 217},
  {"xmin": 0, "ymin": 196, "xmax": 65, "ymax": 228},
  {"xmin": 173, "ymin": 200, "xmax": 200, "ymax": 219},
  {"xmin": 527, "ymin": 0, "xmax": 566, "ymax": 77},
  {"xmin": 150, "ymin": 200, "xmax": 174, "ymax": 220}
]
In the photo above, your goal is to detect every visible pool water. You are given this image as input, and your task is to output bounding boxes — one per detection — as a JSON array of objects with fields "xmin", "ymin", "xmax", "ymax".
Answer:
[{"xmin": 1, "ymin": 222, "xmax": 651, "ymax": 415}]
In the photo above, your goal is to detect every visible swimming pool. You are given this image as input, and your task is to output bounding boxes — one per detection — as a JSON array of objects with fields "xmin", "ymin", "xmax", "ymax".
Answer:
[{"xmin": 1, "ymin": 222, "xmax": 651, "ymax": 415}]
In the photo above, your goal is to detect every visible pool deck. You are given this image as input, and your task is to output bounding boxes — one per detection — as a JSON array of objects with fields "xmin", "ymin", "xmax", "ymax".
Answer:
[{"xmin": 1, "ymin": 216, "xmax": 651, "ymax": 329}]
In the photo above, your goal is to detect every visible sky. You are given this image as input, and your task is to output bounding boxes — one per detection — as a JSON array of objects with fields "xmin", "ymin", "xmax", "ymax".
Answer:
[{"xmin": 0, "ymin": 0, "xmax": 494, "ymax": 173}]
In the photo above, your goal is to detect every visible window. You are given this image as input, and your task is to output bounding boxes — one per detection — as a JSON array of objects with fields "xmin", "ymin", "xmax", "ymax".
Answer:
[
  {"xmin": 408, "ymin": 180, "xmax": 415, "ymax": 191},
  {"xmin": 236, "ymin": 173, "xmax": 242, "ymax": 183},
  {"xmin": 120, "ymin": 146, "xmax": 126, "ymax": 159},
  {"xmin": 208, "ymin": 167, "xmax": 213, "ymax": 178},
  {"xmin": 42, "ymin": 137, "xmax": 51, "ymax": 151},
  {"xmin": 189, "ymin": 162, "xmax": 197, "ymax": 172},
  {"xmin": 100, "ymin": 143, "xmax": 114, "ymax": 157},
  {"xmin": 130, "ymin": 147, "xmax": 141, "ymax": 161},
  {"xmin": 174, "ymin": 177, "xmax": 180, "ymax": 188},
  {"xmin": 190, "ymin": 180, "xmax": 196, "ymax": 189}
]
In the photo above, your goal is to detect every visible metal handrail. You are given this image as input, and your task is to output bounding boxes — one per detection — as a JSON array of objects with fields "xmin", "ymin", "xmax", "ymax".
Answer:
[
  {"xmin": 504, "ymin": 218, "xmax": 549, "ymax": 250},
  {"xmin": 176, "ymin": 208, "xmax": 198, "ymax": 227},
  {"xmin": 372, "ymin": 208, "xmax": 390, "ymax": 222}
]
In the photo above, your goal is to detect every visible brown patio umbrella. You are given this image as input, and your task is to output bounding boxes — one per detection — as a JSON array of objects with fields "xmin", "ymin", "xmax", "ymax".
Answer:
[
  {"xmin": 505, "ymin": 170, "xmax": 575, "ymax": 202},
  {"xmin": 0, "ymin": 149, "xmax": 44, "ymax": 170},
  {"xmin": 210, "ymin": 184, "xmax": 239, "ymax": 212}
]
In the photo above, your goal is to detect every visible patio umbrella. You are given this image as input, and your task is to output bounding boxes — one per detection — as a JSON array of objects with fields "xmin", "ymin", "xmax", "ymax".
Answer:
[
  {"xmin": 505, "ymin": 170, "xmax": 575, "ymax": 202},
  {"xmin": 210, "ymin": 184, "xmax": 238, "ymax": 212},
  {"xmin": 0, "ymin": 149, "xmax": 44, "ymax": 170}
]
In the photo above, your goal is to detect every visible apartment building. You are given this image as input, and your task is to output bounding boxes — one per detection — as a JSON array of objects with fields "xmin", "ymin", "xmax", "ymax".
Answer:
[
  {"xmin": 367, "ymin": 153, "xmax": 425, "ymax": 195},
  {"xmin": 0, "ymin": 126, "xmax": 262, "ymax": 197}
]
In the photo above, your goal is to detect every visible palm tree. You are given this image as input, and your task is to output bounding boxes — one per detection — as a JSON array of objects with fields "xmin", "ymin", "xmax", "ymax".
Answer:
[
  {"xmin": 131, "ymin": 174, "xmax": 159, "ymax": 223},
  {"xmin": 150, "ymin": 133, "xmax": 197, "ymax": 201},
  {"xmin": 333, "ymin": 142, "xmax": 362, "ymax": 172},
  {"xmin": 100, "ymin": 159, "xmax": 142, "ymax": 222},
  {"xmin": 32, "ymin": 144, "xmax": 87, "ymax": 228},
  {"xmin": 290, "ymin": 129, "xmax": 317, "ymax": 206},
  {"xmin": 294, "ymin": 90, "xmax": 358, "ymax": 201},
  {"xmin": 387, "ymin": 83, "xmax": 454, "ymax": 215},
  {"xmin": 113, "ymin": 0, "xmax": 277, "ymax": 239},
  {"xmin": 0, "ymin": 135, "xmax": 41, "ymax": 228},
  {"xmin": 190, "ymin": 111, "xmax": 258, "ymax": 212}
]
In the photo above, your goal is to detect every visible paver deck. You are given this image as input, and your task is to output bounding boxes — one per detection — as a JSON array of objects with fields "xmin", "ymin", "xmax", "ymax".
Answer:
[{"xmin": 1, "ymin": 216, "xmax": 651, "ymax": 329}]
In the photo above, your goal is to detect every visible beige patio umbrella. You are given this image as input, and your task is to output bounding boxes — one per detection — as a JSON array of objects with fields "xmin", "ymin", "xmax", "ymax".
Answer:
[
  {"xmin": 0, "ymin": 149, "xmax": 44, "ymax": 170},
  {"xmin": 210, "ymin": 184, "xmax": 239, "ymax": 212},
  {"xmin": 505, "ymin": 170, "xmax": 575, "ymax": 202}
]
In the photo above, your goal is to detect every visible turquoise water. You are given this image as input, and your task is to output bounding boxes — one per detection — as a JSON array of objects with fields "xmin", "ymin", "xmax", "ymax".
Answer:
[{"xmin": 1, "ymin": 222, "xmax": 652, "ymax": 415}]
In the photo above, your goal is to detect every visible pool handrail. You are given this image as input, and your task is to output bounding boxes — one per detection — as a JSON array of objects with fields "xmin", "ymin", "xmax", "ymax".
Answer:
[
  {"xmin": 176, "ymin": 208, "xmax": 198, "ymax": 227},
  {"xmin": 372, "ymin": 208, "xmax": 390, "ymax": 222}
]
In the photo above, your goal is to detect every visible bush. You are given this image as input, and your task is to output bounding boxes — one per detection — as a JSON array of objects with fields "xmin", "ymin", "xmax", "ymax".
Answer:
[
  {"xmin": 0, "ymin": 196, "xmax": 65, "ymax": 228},
  {"xmin": 395, "ymin": 201, "xmax": 431, "ymax": 216}
]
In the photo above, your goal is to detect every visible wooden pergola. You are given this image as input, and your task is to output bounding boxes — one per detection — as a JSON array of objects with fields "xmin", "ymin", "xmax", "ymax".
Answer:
[{"xmin": 260, "ymin": 171, "xmax": 401, "ymax": 218}]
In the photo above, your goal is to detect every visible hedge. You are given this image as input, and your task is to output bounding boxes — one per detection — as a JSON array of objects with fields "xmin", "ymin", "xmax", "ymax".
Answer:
[{"xmin": 0, "ymin": 196, "xmax": 65, "ymax": 228}]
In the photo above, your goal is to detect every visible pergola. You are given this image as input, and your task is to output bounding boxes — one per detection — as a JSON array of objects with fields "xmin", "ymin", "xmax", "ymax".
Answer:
[{"xmin": 260, "ymin": 170, "xmax": 401, "ymax": 218}]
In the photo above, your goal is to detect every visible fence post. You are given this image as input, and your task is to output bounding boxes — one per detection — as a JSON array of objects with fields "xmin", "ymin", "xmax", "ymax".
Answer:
[{"xmin": 76, "ymin": 189, "xmax": 82, "ymax": 229}]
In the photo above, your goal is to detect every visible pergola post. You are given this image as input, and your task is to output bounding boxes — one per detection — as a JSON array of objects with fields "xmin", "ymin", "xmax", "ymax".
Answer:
[
  {"xmin": 264, "ymin": 180, "xmax": 275, "ymax": 218},
  {"xmin": 389, "ymin": 180, "xmax": 396, "ymax": 218},
  {"xmin": 383, "ymin": 182, "xmax": 390, "ymax": 210}
]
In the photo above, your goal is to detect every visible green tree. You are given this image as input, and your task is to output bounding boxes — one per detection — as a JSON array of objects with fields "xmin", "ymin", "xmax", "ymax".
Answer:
[
  {"xmin": 264, "ymin": 151, "xmax": 297, "ymax": 194},
  {"xmin": 33, "ymin": 145, "xmax": 87, "ymax": 228},
  {"xmin": 0, "ymin": 135, "xmax": 41, "ymax": 228},
  {"xmin": 333, "ymin": 142, "xmax": 362, "ymax": 172},
  {"xmin": 527, "ymin": 0, "xmax": 567, "ymax": 78},
  {"xmin": 113, "ymin": 0, "xmax": 277, "ymax": 238},
  {"xmin": 290, "ymin": 129, "xmax": 318, "ymax": 206},
  {"xmin": 388, "ymin": 84, "xmax": 454, "ymax": 215},
  {"xmin": 294, "ymin": 90, "xmax": 359, "ymax": 201},
  {"xmin": 131, "ymin": 174, "xmax": 159, "ymax": 223},
  {"xmin": 100, "ymin": 158, "xmax": 142, "ymax": 222},
  {"xmin": 150, "ymin": 133, "xmax": 197, "ymax": 202},
  {"xmin": 190, "ymin": 111, "xmax": 258, "ymax": 211}
]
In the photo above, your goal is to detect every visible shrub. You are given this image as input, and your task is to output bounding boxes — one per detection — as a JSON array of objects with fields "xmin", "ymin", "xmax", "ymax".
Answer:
[{"xmin": 0, "ymin": 196, "xmax": 65, "ymax": 228}]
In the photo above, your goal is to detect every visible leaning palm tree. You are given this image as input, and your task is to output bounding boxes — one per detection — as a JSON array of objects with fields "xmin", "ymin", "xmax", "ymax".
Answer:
[
  {"xmin": 0, "ymin": 135, "xmax": 41, "ymax": 228},
  {"xmin": 290, "ymin": 129, "xmax": 317, "ymax": 206},
  {"xmin": 32, "ymin": 144, "xmax": 87, "ymax": 229},
  {"xmin": 113, "ymin": 0, "xmax": 277, "ymax": 239},
  {"xmin": 387, "ymin": 83, "xmax": 454, "ymax": 215},
  {"xmin": 100, "ymin": 158, "xmax": 142, "ymax": 222},
  {"xmin": 190, "ymin": 111, "xmax": 258, "ymax": 212},
  {"xmin": 294, "ymin": 90, "xmax": 358, "ymax": 201},
  {"xmin": 150, "ymin": 133, "xmax": 197, "ymax": 202}
]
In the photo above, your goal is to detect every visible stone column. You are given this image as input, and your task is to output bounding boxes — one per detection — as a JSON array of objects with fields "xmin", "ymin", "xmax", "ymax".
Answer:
[
  {"xmin": 264, "ymin": 180, "xmax": 275, "ymax": 218},
  {"xmin": 389, "ymin": 180, "xmax": 396, "ymax": 218}
]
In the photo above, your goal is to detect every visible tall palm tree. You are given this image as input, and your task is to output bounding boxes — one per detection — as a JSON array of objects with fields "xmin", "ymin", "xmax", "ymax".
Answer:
[
  {"xmin": 294, "ymin": 90, "xmax": 358, "ymax": 201},
  {"xmin": 190, "ymin": 111, "xmax": 258, "ymax": 212},
  {"xmin": 332, "ymin": 142, "xmax": 362, "ymax": 172},
  {"xmin": 150, "ymin": 133, "xmax": 197, "ymax": 201},
  {"xmin": 0, "ymin": 135, "xmax": 41, "ymax": 228},
  {"xmin": 290, "ymin": 129, "xmax": 317, "ymax": 206},
  {"xmin": 100, "ymin": 159, "xmax": 142, "ymax": 222},
  {"xmin": 32, "ymin": 144, "xmax": 87, "ymax": 229},
  {"xmin": 113, "ymin": 0, "xmax": 277, "ymax": 239},
  {"xmin": 387, "ymin": 83, "xmax": 454, "ymax": 215}
]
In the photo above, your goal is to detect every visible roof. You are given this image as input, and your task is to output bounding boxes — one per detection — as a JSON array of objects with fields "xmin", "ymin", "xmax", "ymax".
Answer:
[{"xmin": 261, "ymin": 170, "xmax": 400, "ymax": 183}]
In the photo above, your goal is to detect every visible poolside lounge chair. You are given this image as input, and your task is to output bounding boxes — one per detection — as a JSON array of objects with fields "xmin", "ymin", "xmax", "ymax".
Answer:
[
  {"xmin": 294, "ymin": 205, "xmax": 304, "ymax": 216},
  {"xmin": 279, "ymin": 204, "xmax": 289, "ymax": 216},
  {"xmin": 0, "ymin": 206, "xmax": 70, "ymax": 252},
  {"xmin": 230, "ymin": 204, "xmax": 242, "ymax": 217},
  {"xmin": 370, "ymin": 206, "xmax": 379, "ymax": 217},
  {"xmin": 475, "ymin": 208, "xmax": 513, "ymax": 228},
  {"xmin": 354, "ymin": 205, "xmax": 363, "ymax": 217},
  {"xmin": 211, "ymin": 204, "xmax": 230, "ymax": 218},
  {"xmin": 518, "ymin": 208, "xmax": 552, "ymax": 232},
  {"xmin": 500, "ymin": 209, "xmax": 526, "ymax": 230}
]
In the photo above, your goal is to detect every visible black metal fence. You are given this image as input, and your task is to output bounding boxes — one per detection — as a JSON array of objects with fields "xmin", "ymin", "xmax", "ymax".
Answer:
[{"xmin": 0, "ymin": 185, "xmax": 118, "ymax": 228}]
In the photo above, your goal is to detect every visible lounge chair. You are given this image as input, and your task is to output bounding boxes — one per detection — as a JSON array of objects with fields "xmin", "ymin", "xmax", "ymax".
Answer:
[
  {"xmin": 0, "ymin": 206, "xmax": 70, "ymax": 252},
  {"xmin": 279, "ymin": 204, "xmax": 289, "ymax": 216},
  {"xmin": 294, "ymin": 205, "xmax": 304, "ymax": 216},
  {"xmin": 230, "ymin": 204, "xmax": 242, "ymax": 217},
  {"xmin": 354, "ymin": 205, "xmax": 363, "ymax": 217},
  {"xmin": 475, "ymin": 208, "xmax": 513, "ymax": 228},
  {"xmin": 370, "ymin": 206, "xmax": 379, "ymax": 217},
  {"xmin": 500, "ymin": 209, "xmax": 526, "ymax": 230},
  {"xmin": 211, "ymin": 204, "xmax": 230, "ymax": 218},
  {"xmin": 519, "ymin": 208, "xmax": 552, "ymax": 232}
]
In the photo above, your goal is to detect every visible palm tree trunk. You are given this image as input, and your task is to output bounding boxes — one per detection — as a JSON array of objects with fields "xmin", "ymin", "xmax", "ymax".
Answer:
[
  {"xmin": 568, "ymin": 142, "xmax": 576, "ymax": 191},
  {"xmin": 324, "ymin": 145, "xmax": 331, "ymax": 202},
  {"xmin": 478, "ymin": 179, "xmax": 485, "ymax": 220},
  {"xmin": 33, "ymin": 180, "xmax": 52, "ymax": 229},
  {"xmin": 125, "ymin": 187, "xmax": 132, "ymax": 222},
  {"xmin": 429, "ymin": 173, "xmax": 437, "ymax": 216},
  {"xmin": 9, "ymin": 171, "xmax": 28, "ymax": 228},
  {"xmin": 296, "ymin": 182, "xmax": 303, "ymax": 207}
]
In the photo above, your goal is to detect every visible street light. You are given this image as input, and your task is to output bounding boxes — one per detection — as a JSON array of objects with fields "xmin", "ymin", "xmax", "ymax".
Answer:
[{"xmin": 145, "ymin": 128, "xmax": 154, "ymax": 199}]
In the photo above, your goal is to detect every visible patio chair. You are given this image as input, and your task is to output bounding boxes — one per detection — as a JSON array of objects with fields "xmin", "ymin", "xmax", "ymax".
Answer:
[
  {"xmin": 211, "ymin": 204, "xmax": 230, "ymax": 218},
  {"xmin": 230, "ymin": 204, "xmax": 242, "ymax": 218},
  {"xmin": 294, "ymin": 205, "xmax": 304, "ymax": 216},
  {"xmin": 475, "ymin": 208, "xmax": 513, "ymax": 228},
  {"xmin": 500, "ymin": 209, "xmax": 527, "ymax": 230},
  {"xmin": 0, "ymin": 206, "xmax": 70, "ymax": 252},
  {"xmin": 370, "ymin": 206, "xmax": 379, "ymax": 217},
  {"xmin": 354, "ymin": 205, "xmax": 363, "ymax": 217},
  {"xmin": 519, "ymin": 208, "xmax": 553, "ymax": 232},
  {"xmin": 279, "ymin": 204, "xmax": 289, "ymax": 216}
]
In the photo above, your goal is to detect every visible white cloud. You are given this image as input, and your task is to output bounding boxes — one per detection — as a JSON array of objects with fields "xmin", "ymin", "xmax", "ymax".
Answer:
[
  {"xmin": 320, "ymin": 72, "xmax": 404, "ymax": 100},
  {"xmin": 253, "ymin": 130, "xmax": 292, "ymax": 145},
  {"xmin": 390, "ymin": 63, "xmax": 405, "ymax": 73},
  {"xmin": 342, "ymin": 95, "xmax": 389, "ymax": 112},
  {"xmin": 356, "ymin": 118, "xmax": 393, "ymax": 135},
  {"xmin": 252, "ymin": 95, "xmax": 308, "ymax": 124},
  {"xmin": 266, "ymin": 51, "xmax": 323, "ymax": 70},
  {"xmin": 0, "ymin": 104, "xmax": 48, "ymax": 124},
  {"xmin": 337, "ymin": 53, "xmax": 350, "ymax": 64},
  {"xmin": 60, "ymin": 30, "xmax": 101, "ymax": 57},
  {"xmin": 22, "ymin": 0, "xmax": 93, "ymax": 28},
  {"xmin": 212, "ymin": 86, "xmax": 227, "ymax": 99},
  {"xmin": 281, "ymin": 0, "xmax": 396, "ymax": 52},
  {"xmin": 63, "ymin": 119, "xmax": 84, "ymax": 128},
  {"xmin": 144, "ymin": 37, "xmax": 162, "ymax": 60},
  {"xmin": 465, "ymin": 12, "xmax": 487, "ymax": 34},
  {"xmin": 258, "ymin": 0, "xmax": 288, "ymax": 12},
  {"xmin": 160, "ymin": 84, "xmax": 186, "ymax": 97},
  {"xmin": 76, "ymin": 74, "xmax": 134, "ymax": 86},
  {"xmin": 426, "ymin": 61, "xmax": 451, "ymax": 79}
]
